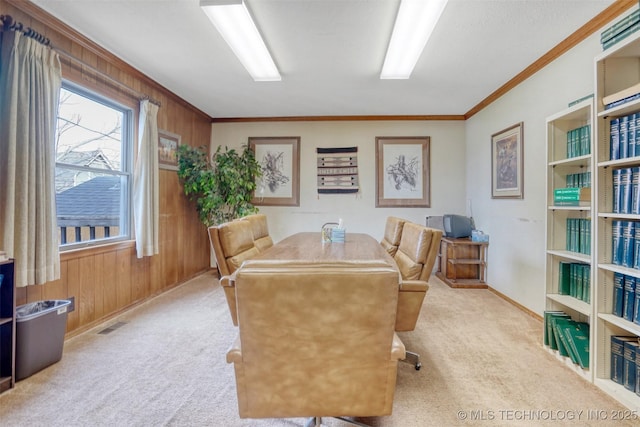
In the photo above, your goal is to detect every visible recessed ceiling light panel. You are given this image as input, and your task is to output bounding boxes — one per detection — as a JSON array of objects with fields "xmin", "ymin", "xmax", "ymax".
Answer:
[
  {"xmin": 200, "ymin": 0, "xmax": 281, "ymax": 81},
  {"xmin": 381, "ymin": 0, "xmax": 449, "ymax": 79}
]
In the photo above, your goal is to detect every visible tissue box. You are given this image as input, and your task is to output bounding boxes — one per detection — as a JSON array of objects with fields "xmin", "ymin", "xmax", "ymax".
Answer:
[
  {"xmin": 471, "ymin": 230, "xmax": 489, "ymax": 243},
  {"xmin": 331, "ymin": 228, "xmax": 345, "ymax": 243}
]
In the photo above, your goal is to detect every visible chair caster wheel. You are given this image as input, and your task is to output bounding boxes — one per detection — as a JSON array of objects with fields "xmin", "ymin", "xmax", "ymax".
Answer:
[{"xmin": 415, "ymin": 363, "xmax": 421, "ymax": 371}]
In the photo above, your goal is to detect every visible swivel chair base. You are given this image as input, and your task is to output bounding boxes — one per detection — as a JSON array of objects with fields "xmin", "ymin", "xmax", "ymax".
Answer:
[
  {"xmin": 401, "ymin": 350, "xmax": 422, "ymax": 370},
  {"xmin": 305, "ymin": 416, "xmax": 370, "ymax": 427}
]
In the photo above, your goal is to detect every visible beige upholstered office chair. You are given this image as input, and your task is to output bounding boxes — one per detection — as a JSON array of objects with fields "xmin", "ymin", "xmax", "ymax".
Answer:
[
  {"xmin": 208, "ymin": 219, "xmax": 260, "ymax": 326},
  {"xmin": 393, "ymin": 222, "xmax": 443, "ymax": 370},
  {"xmin": 239, "ymin": 213, "xmax": 274, "ymax": 252},
  {"xmin": 227, "ymin": 260, "xmax": 405, "ymax": 426},
  {"xmin": 380, "ymin": 216, "xmax": 405, "ymax": 257}
]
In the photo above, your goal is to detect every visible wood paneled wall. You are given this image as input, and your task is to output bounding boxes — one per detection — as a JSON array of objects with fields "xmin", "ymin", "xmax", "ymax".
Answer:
[{"xmin": 3, "ymin": 0, "xmax": 212, "ymax": 337}]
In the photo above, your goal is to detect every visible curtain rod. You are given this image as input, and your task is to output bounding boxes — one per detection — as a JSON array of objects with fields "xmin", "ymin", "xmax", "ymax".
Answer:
[
  {"xmin": 1, "ymin": 14, "xmax": 50, "ymax": 45},
  {"xmin": 0, "ymin": 14, "xmax": 161, "ymax": 107},
  {"xmin": 55, "ymin": 47, "xmax": 162, "ymax": 107}
]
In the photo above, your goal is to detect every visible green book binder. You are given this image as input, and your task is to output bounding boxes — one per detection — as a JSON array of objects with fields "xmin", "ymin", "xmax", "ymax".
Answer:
[
  {"xmin": 575, "ymin": 264, "xmax": 584, "ymax": 301},
  {"xmin": 554, "ymin": 187, "xmax": 590, "ymax": 206},
  {"xmin": 582, "ymin": 264, "xmax": 590, "ymax": 303},
  {"xmin": 558, "ymin": 262, "xmax": 572, "ymax": 295},
  {"xmin": 553, "ymin": 318, "xmax": 578, "ymax": 361},
  {"xmin": 563, "ymin": 322, "xmax": 590, "ymax": 369},
  {"xmin": 546, "ymin": 312, "xmax": 571, "ymax": 350},
  {"xmin": 544, "ymin": 311, "xmax": 566, "ymax": 346}
]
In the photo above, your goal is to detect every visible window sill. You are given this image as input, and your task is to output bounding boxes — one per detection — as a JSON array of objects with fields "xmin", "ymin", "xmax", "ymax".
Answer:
[{"xmin": 60, "ymin": 240, "xmax": 135, "ymax": 261}]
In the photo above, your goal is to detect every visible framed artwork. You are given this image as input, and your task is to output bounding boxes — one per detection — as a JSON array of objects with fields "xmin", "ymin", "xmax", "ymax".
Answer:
[
  {"xmin": 249, "ymin": 136, "xmax": 301, "ymax": 206},
  {"xmin": 491, "ymin": 122, "xmax": 524, "ymax": 199},
  {"xmin": 375, "ymin": 137, "xmax": 430, "ymax": 208},
  {"xmin": 158, "ymin": 129, "xmax": 180, "ymax": 170}
]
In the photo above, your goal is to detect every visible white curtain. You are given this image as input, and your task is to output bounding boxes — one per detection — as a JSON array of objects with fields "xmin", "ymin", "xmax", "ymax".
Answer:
[
  {"xmin": 0, "ymin": 30, "xmax": 62, "ymax": 287},
  {"xmin": 133, "ymin": 99, "xmax": 160, "ymax": 258}
]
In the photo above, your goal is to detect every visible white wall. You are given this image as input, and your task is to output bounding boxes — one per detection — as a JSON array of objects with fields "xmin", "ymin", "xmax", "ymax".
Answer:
[
  {"xmin": 465, "ymin": 33, "xmax": 602, "ymax": 315},
  {"xmin": 211, "ymin": 10, "xmax": 633, "ymax": 317},
  {"xmin": 211, "ymin": 120, "xmax": 466, "ymax": 243}
]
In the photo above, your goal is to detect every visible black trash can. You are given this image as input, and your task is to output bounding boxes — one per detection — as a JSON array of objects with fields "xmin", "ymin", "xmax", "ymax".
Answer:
[{"xmin": 15, "ymin": 300, "xmax": 71, "ymax": 380}]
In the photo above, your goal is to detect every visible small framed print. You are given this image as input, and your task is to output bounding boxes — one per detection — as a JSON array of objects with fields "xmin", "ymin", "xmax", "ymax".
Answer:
[
  {"xmin": 491, "ymin": 122, "xmax": 524, "ymax": 199},
  {"xmin": 249, "ymin": 137, "xmax": 301, "ymax": 206},
  {"xmin": 158, "ymin": 129, "xmax": 180, "ymax": 170},
  {"xmin": 375, "ymin": 136, "xmax": 430, "ymax": 208}
]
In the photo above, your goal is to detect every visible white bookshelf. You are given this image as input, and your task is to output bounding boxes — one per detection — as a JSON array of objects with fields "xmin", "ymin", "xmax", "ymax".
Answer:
[
  {"xmin": 544, "ymin": 98, "xmax": 595, "ymax": 381},
  {"xmin": 592, "ymin": 28, "xmax": 640, "ymax": 410}
]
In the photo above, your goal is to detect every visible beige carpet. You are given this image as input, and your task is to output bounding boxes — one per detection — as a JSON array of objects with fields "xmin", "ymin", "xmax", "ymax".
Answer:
[{"xmin": 0, "ymin": 271, "xmax": 634, "ymax": 426}]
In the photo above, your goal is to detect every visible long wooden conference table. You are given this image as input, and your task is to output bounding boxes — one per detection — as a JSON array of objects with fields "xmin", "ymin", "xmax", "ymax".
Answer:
[{"xmin": 253, "ymin": 231, "xmax": 396, "ymax": 266}]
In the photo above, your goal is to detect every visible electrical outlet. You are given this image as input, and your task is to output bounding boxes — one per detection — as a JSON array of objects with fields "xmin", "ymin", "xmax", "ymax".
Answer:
[{"xmin": 68, "ymin": 296, "xmax": 75, "ymax": 312}]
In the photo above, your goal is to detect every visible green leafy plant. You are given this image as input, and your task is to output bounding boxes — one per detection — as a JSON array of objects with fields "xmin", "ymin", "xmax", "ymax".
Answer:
[{"xmin": 176, "ymin": 144, "xmax": 262, "ymax": 226}]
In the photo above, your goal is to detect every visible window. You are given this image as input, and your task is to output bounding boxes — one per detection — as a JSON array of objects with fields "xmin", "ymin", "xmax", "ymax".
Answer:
[{"xmin": 55, "ymin": 82, "xmax": 133, "ymax": 248}]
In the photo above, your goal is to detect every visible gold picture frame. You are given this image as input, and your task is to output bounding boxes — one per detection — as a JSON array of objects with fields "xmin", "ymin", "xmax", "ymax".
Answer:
[
  {"xmin": 249, "ymin": 137, "xmax": 301, "ymax": 206},
  {"xmin": 491, "ymin": 122, "xmax": 524, "ymax": 199},
  {"xmin": 375, "ymin": 136, "xmax": 430, "ymax": 208},
  {"xmin": 158, "ymin": 129, "xmax": 180, "ymax": 170}
]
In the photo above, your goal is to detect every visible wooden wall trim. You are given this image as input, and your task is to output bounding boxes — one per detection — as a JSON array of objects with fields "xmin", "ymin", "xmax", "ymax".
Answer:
[
  {"xmin": 6, "ymin": 0, "xmax": 210, "ymax": 121},
  {"xmin": 212, "ymin": 115, "xmax": 465, "ymax": 123},
  {"xmin": 464, "ymin": 0, "xmax": 637, "ymax": 119},
  {"xmin": 488, "ymin": 286, "xmax": 543, "ymax": 322}
]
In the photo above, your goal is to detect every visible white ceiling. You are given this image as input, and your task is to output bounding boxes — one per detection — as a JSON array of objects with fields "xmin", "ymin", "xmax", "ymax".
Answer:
[{"xmin": 30, "ymin": 0, "xmax": 616, "ymax": 119}]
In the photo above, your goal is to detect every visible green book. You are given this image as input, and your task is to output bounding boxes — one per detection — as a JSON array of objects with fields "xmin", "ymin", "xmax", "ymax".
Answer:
[
  {"xmin": 544, "ymin": 311, "xmax": 566, "ymax": 346},
  {"xmin": 553, "ymin": 318, "xmax": 578, "ymax": 361},
  {"xmin": 546, "ymin": 313, "xmax": 571, "ymax": 351},
  {"xmin": 563, "ymin": 322, "xmax": 590, "ymax": 369},
  {"xmin": 572, "ymin": 219, "xmax": 579, "ymax": 252},
  {"xmin": 570, "ymin": 263, "xmax": 577, "ymax": 298},
  {"xmin": 567, "ymin": 94, "xmax": 593, "ymax": 108},
  {"xmin": 601, "ymin": 9, "xmax": 640, "ymax": 43},
  {"xmin": 579, "ymin": 218, "xmax": 587, "ymax": 254},
  {"xmin": 603, "ymin": 22, "xmax": 640, "ymax": 50},
  {"xmin": 558, "ymin": 262, "xmax": 572, "ymax": 295},
  {"xmin": 582, "ymin": 265, "xmax": 590, "ymax": 303},
  {"xmin": 567, "ymin": 128, "xmax": 576, "ymax": 158},
  {"xmin": 585, "ymin": 218, "xmax": 591, "ymax": 256},
  {"xmin": 554, "ymin": 187, "xmax": 590, "ymax": 206},
  {"xmin": 584, "ymin": 125, "xmax": 591, "ymax": 156},
  {"xmin": 575, "ymin": 264, "xmax": 584, "ymax": 301}
]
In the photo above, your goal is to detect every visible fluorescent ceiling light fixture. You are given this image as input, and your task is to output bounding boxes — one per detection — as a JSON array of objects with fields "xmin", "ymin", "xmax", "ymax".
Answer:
[
  {"xmin": 200, "ymin": 0, "xmax": 281, "ymax": 81},
  {"xmin": 381, "ymin": 0, "xmax": 449, "ymax": 79}
]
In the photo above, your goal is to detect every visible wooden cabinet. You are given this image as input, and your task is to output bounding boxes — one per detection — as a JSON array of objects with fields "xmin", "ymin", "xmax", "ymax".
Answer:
[
  {"xmin": 0, "ymin": 259, "xmax": 15, "ymax": 394},
  {"xmin": 436, "ymin": 237, "xmax": 488, "ymax": 289}
]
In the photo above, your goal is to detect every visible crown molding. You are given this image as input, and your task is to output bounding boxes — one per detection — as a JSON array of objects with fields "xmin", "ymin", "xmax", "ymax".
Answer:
[{"xmin": 211, "ymin": 115, "xmax": 465, "ymax": 123}]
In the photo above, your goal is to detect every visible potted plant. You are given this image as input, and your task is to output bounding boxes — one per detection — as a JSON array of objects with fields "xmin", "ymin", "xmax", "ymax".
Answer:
[{"xmin": 176, "ymin": 144, "xmax": 262, "ymax": 226}]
